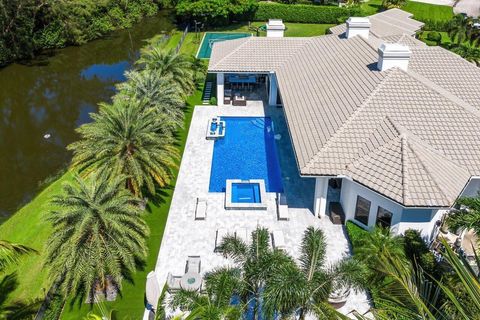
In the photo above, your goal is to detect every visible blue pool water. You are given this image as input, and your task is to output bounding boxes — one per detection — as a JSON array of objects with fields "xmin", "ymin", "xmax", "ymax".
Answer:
[
  {"xmin": 232, "ymin": 183, "xmax": 261, "ymax": 203},
  {"xmin": 209, "ymin": 117, "xmax": 283, "ymax": 192}
]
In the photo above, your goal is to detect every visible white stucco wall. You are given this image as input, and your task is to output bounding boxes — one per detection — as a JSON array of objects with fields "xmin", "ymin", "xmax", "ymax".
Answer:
[
  {"xmin": 266, "ymin": 29, "xmax": 284, "ymax": 38},
  {"xmin": 339, "ymin": 178, "xmax": 447, "ymax": 241},
  {"xmin": 314, "ymin": 177, "xmax": 329, "ymax": 218}
]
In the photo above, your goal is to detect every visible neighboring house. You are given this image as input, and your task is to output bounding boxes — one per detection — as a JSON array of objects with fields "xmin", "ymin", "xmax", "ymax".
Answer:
[{"xmin": 208, "ymin": 9, "xmax": 480, "ymax": 241}]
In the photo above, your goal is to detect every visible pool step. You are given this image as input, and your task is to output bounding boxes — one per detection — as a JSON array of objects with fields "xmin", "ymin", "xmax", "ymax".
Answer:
[
  {"xmin": 250, "ymin": 118, "xmax": 266, "ymax": 129},
  {"xmin": 203, "ymin": 82, "xmax": 213, "ymax": 104}
]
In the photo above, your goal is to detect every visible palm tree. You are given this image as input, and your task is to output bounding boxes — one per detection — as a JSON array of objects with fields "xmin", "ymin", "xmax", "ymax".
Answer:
[
  {"xmin": 218, "ymin": 227, "xmax": 293, "ymax": 319},
  {"xmin": 451, "ymin": 45, "xmax": 480, "ymax": 67},
  {"xmin": 169, "ymin": 267, "xmax": 244, "ymax": 320},
  {"xmin": 68, "ymin": 99, "xmax": 178, "ymax": 197},
  {"xmin": 448, "ymin": 14, "xmax": 476, "ymax": 45},
  {"xmin": 0, "ymin": 240, "xmax": 38, "ymax": 320},
  {"xmin": 262, "ymin": 227, "xmax": 361, "ymax": 320},
  {"xmin": 116, "ymin": 70, "xmax": 185, "ymax": 128},
  {"xmin": 45, "ymin": 173, "xmax": 149, "ymax": 300},
  {"xmin": 136, "ymin": 48, "xmax": 195, "ymax": 96},
  {"xmin": 445, "ymin": 195, "xmax": 480, "ymax": 235}
]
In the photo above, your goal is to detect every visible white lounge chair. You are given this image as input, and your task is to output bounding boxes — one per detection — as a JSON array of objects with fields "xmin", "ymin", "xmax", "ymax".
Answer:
[
  {"xmin": 215, "ymin": 228, "xmax": 228, "ymax": 252},
  {"xmin": 186, "ymin": 256, "xmax": 201, "ymax": 273},
  {"xmin": 276, "ymin": 193, "xmax": 289, "ymax": 221},
  {"xmin": 235, "ymin": 228, "xmax": 249, "ymax": 244},
  {"xmin": 272, "ymin": 230, "xmax": 286, "ymax": 250},
  {"xmin": 166, "ymin": 272, "xmax": 182, "ymax": 292},
  {"xmin": 195, "ymin": 198, "xmax": 207, "ymax": 220}
]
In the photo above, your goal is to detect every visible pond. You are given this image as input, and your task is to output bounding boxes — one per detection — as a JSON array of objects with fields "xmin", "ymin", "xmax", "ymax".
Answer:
[{"xmin": 0, "ymin": 11, "xmax": 175, "ymax": 219}]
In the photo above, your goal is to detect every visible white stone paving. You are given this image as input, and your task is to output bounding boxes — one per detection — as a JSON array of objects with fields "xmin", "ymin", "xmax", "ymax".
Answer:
[{"xmin": 150, "ymin": 102, "xmax": 371, "ymax": 318}]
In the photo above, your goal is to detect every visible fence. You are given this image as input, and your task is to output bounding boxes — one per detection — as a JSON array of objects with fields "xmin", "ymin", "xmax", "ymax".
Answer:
[{"xmin": 175, "ymin": 25, "xmax": 189, "ymax": 54}]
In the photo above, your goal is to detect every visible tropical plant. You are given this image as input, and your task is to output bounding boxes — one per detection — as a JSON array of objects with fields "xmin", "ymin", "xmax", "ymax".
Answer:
[
  {"xmin": 68, "ymin": 99, "xmax": 178, "ymax": 197},
  {"xmin": 446, "ymin": 195, "xmax": 480, "ymax": 235},
  {"xmin": 45, "ymin": 173, "xmax": 149, "ymax": 300},
  {"xmin": 262, "ymin": 227, "xmax": 361, "ymax": 320},
  {"xmin": 218, "ymin": 227, "xmax": 292, "ymax": 319},
  {"xmin": 0, "ymin": 240, "xmax": 38, "ymax": 320},
  {"xmin": 381, "ymin": 0, "xmax": 405, "ymax": 9},
  {"xmin": 448, "ymin": 14, "xmax": 476, "ymax": 45},
  {"xmin": 451, "ymin": 45, "xmax": 480, "ymax": 66},
  {"xmin": 137, "ymin": 48, "xmax": 195, "ymax": 96},
  {"xmin": 116, "ymin": 70, "xmax": 185, "ymax": 129},
  {"xmin": 169, "ymin": 267, "xmax": 244, "ymax": 320}
]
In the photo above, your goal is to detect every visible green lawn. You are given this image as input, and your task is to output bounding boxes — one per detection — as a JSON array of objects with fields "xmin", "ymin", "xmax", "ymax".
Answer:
[{"xmin": 402, "ymin": 0, "xmax": 454, "ymax": 22}]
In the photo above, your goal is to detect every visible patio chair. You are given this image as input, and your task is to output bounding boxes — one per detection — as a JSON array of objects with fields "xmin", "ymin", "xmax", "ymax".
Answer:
[
  {"xmin": 329, "ymin": 202, "xmax": 345, "ymax": 225},
  {"xmin": 186, "ymin": 256, "xmax": 201, "ymax": 274},
  {"xmin": 272, "ymin": 230, "xmax": 286, "ymax": 250},
  {"xmin": 166, "ymin": 273, "xmax": 182, "ymax": 292},
  {"xmin": 195, "ymin": 198, "xmax": 207, "ymax": 220},
  {"xmin": 215, "ymin": 228, "xmax": 228, "ymax": 253},
  {"xmin": 276, "ymin": 193, "xmax": 289, "ymax": 221}
]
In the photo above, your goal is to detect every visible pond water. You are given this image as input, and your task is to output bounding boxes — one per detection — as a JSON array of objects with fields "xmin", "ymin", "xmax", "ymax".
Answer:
[{"xmin": 0, "ymin": 11, "xmax": 175, "ymax": 219}]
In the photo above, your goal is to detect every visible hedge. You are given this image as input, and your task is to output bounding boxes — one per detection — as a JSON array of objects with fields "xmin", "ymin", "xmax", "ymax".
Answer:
[
  {"xmin": 253, "ymin": 2, "xmax": 361, "ymax": 24},
  {"xmin": 345, "ymin": 221, "xmax": 368, "ymax": 254}
]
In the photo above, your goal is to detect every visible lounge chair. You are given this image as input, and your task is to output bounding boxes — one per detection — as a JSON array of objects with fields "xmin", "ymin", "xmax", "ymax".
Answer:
[
  {"xmin": 235, "ymin": 228, "xmax": 249, "ymax": 244},
  {"xmin": 186, "ymin": 256, "xmax": 201, "ymax": 273},
  {"xmin": 166, "ymin": 272, "xmax": 182, "ymax": 292},
  {"xmin": 215, "ymin": 228, "xmax": 228, "ymax": 252},
  {"xmin": 272, "ymin": 230, "xmax": 286, "ymax": 250},
  {"xmin": 195, "ymin": 198, "xmax": 207, "ymax": 220},
  {"xmin": 276, "ymin": 193, "xmax": 289, "ymax": 221}
]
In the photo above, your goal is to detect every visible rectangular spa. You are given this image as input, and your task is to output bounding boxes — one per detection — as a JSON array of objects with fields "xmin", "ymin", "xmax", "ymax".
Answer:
[{"xmin": 225, "ymin": 179, "xmax": 267, "ymax": 210}]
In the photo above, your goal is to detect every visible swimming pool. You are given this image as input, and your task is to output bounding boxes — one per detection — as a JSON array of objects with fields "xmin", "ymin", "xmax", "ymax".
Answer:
[
  {"xmin": 197, "ymin": 33, "xmax": 251, "ymax": 59},
  {"xmin": 209, "ymin": 117, "xmax": 283, "ymax": 193}
]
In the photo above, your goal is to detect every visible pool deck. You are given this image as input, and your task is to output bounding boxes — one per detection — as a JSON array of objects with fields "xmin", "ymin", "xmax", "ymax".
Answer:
[{"xmin": 149, "ymin": 102, "xmax": 371, "ymax": 318}]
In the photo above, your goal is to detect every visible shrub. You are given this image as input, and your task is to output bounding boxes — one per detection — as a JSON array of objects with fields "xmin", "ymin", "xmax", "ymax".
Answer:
[
  {"xmin": 422, "ymin": 19, "xmax": 451, "ymax": 31},
  {"xmin": 176, "ymin": 0, "xmax": 257, "ymax": 26},
  {"xmin": 426, "ymin": 31, "xmax": 442, "ymax": 43},
  {"xmin": 403, "ymin": 229, "xmax": 440, "ymax": 278},
  {"xmin": 209, "ymin": 97, "xmax": 217, "ymax": 105},
  {"xmin": 345, "ymin": 220, "xmax": 368, "ymax": 253},
  {"xmin": 253, "ymin": 2, "xmax": 361, "ymax": 24}
]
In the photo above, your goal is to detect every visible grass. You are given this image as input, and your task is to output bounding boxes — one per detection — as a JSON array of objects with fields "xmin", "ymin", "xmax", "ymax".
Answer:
[{"xmin": 402, "ymin": 0, "xmax": 454, "ymax": 22}]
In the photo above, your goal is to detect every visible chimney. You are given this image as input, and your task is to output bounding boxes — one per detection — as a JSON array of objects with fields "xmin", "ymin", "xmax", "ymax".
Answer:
[
  {"xmin": 266, "ymin": 19, "xmax": 285, "ymax": 38},
  {"xmin": 346, "ymin": 17, "xmax": 371, "ymax": 39},
  {"xmin": 377, "ymin": 43, "xmax": 411, "ymax": 71}
]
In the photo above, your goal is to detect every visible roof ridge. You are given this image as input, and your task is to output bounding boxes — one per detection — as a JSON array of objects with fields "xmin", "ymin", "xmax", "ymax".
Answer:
[
  {"xmin": 302, "ymin": 69, "xmax": 397, "ymax": 172},
  {"xmin": 276, "ymin": 37, "xmax": 320, "ymax": 71},
  {"xmin": 404, "ymin": 67, "xmax": 480, "ymax": 118},
  {"xmin": 209, "ymin": 37, "xmax": 251, "ymax": 70}
]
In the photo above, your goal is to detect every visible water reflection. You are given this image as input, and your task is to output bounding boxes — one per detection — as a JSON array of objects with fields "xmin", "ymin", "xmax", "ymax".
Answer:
[{"xmin": 0, "ymin": 12, "xmax": 174, "ymax": 219}]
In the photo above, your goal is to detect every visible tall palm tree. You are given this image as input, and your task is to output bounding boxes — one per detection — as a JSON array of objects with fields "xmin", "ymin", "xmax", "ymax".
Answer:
[
  {"xmin": 136, "ymin": 48, "xmax": 195, "ymax": 96},
  {"xmin": 0, "ymin": 240, "xmax": 38, "ymax": 320},
  {"xmin": 218, "ymin": 227, "xmax": 292, "ymax": 319},
  {"xmin": 262, "ymin": 227, "xmax": 361, "ymax": 320},
  {"xmin": 116, "ymin": 70, "xmax": 185, "ymax": 129},
  {"xmin": 169, "ymin": 267, "xmax": 244, "ymax": 320},
  {"xmin": 446, "ymin": 195, "xmax": 480, "ymax": 235},
  {"xmin": 68, "ymin": 99, "xmax": 178, "ymax": 197},
  {"xmin": 45, "ymin": 173, "xmax": 149, "ymax": 300}
]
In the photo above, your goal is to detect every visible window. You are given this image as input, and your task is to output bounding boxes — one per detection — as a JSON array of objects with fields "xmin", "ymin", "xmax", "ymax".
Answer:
[
  {"xmin": 354, "ymin": 196, "xmax": 371, "ymax": 226},
  {"xmin": 376, "ymin": 207, "xmax": 393, "ymax": 228}
]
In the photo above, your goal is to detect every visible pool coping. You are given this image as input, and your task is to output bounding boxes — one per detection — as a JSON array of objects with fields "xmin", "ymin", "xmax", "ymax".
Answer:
[{"xmin": 225, "ymin": 179, "xmax": 268, "ymax": 210}]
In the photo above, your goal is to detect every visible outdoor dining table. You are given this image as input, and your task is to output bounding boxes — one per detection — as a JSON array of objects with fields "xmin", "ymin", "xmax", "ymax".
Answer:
[{"xmin": 180, "ymin": 272, "xmax": 202, "ymax": 291}]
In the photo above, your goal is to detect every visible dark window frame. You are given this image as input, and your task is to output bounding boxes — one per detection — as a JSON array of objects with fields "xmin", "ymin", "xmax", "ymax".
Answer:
[
  {"xmin": 376, "ymin": 206, "xmax": 393, "ymax": 228},
  {"xmin": 354, "ymin": 196, "xmax": 371, "ymax": 226}
]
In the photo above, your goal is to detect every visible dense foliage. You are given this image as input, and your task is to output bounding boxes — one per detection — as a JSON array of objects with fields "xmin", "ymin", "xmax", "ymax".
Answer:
[
  {"xmin": 253, "ymin": 2, "xmax": 361, "ymax": 24},
  {"xmin": 0, "ymin": 0, "xmax": 158, "ymax": 66},
  {"xmin": 176, "ymin": 0, "xmax": 257, "ymax": 26}
]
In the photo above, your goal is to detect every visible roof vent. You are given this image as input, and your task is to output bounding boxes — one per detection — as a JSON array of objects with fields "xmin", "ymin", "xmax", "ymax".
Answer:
[
  {"xmin": 266, "ymin": 19, "xmax": 285, "ymax": 38},
  {"xmin": 346, "ymin": 17, "xmax": 371, "ymax": 39},
  {"xmin": 377, "ymin": 43, "xmax": 411, "ymax": 71}
]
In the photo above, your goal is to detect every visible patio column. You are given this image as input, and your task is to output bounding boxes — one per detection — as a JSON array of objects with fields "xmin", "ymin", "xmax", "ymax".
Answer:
[
  {"xmin": 217, "ymin": 73, "xmax": 224, "ymax": 106},
  {"xmin": 314, "ymin": 177, "xmax": 329, "ymax": 218},
  {"xmin": 268, "ymin": 71, "xmax": 278, "ymax": 106}
]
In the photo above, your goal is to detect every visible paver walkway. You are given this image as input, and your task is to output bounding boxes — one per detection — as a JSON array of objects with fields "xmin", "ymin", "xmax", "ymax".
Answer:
[{"xmin": 144, "ymin": 102, "xmax": 371, "ymax": 319}]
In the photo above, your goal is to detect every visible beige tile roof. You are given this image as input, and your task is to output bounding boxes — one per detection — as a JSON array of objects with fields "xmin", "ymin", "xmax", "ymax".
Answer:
[
  {"xmin": 329, "ymin": 8, "xmax": 424, "ymax": 38},
  {"xmin": 207, "ymin": 10, "xmax": 480, "ymax": 207}
]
